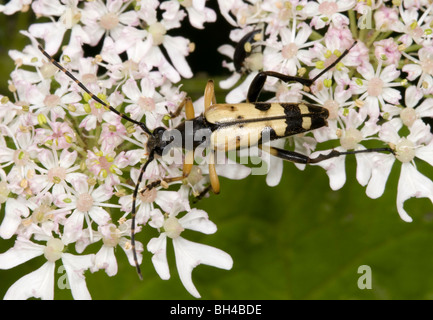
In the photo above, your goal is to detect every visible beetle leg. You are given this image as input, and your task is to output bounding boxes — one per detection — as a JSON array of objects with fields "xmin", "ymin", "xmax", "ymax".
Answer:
[
  {"xmin": 259, "ymin": 144, "xmax": 394, "ymax": 164},
  {"xmin": 247, "ymin": 71, "xmax": 314, "ymax": 103},
  {"xmin": 170, "ymin": 97, "xmax": 195, "ymax": 120},
  {"xmin": 184, "ymin": 97, "xmax": 195, "ymax": 120},
  {"xmin": 247, "ymin": 41, "xmax": 357, "ymax": 103},
  {"xmin": 208, "ymin": 150, "xmax": 220, "ymax": 194},
  {"xmin": 183, "ymin": 150, "xmax": 194, "ymax": 177},
  {"xmin": 204, "ymin": 80, "xmax": 216, "ymax": 112}
]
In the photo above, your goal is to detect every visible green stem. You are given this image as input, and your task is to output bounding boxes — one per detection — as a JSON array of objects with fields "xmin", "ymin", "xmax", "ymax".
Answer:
[
  {"xmin": 348, "ymin": 10, "xmax": 358, "ymax": 39},
  {"xmin": 365, "ymin": 30, "xmax": 382, "ymax": 47},
  {"xmin": 310, "ymin": 30, "xmax": 324, "ymax": 41},
  {"xmin": 69, "ymin": 143, "xmax": 87, "ymax": 158},
  {"xmin": 375, "ymin": 30, "xmax": 393, "ymax": 41},
  {"xmin": 405, "ymin": 44, "xmax": 423, "ymax": 53},
  {"xmin": 358, "ymin": 28, "xmax": 368, "ymax": 43}
]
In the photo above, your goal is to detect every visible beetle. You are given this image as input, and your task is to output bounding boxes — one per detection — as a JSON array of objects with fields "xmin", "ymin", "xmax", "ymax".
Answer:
[{"xmin": 38, "ymin": 37, "xmax": 393, "ymax": 279}]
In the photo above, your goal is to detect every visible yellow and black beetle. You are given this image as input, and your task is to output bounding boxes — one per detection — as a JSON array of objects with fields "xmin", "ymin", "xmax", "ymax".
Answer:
[{"xmin": 38, "ymin": 34, "xmax": 393, "ymax": 279}]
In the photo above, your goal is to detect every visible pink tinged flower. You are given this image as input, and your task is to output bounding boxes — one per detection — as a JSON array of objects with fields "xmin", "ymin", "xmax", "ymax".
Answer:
[
  {"xmin": 122, "ymin": 78, "xmax": 167, "ymax": 130},
  {"xmin": 392, "ymin": 5, "xmax": 433, "ymax": 46},
  {"xmin": 374, "ymin": 38, "xmax": 401, "ymax": 66},
  {"xmin": 79, "ymin": 97, "xmax": 107, "ymax": 131},
  {"xmin": 0, "ymin": 130, "xmax": 40, "ymax": 194},
  {"xmin": 86, "ymin": 148, "xmax": 128, "ymax": 187},
  {"xmin": 303, "ymin": 38, "xmax": 356, "ymax": 83},
  {"xmin": 353, "ymin": 62, "xmax": 402, "ymax": 121},
  {"xmin": 118, "ymin": 170, "xmax": 184, "ymax": 226},
  {"xmin": 14, "ymin": 78, "xmax": 70, "ymax": 120},
  {"xmin": 304, "ymin": 0, "xmax": 356, "ymax": 29},
  {"xmin": 45, "ymin": 121, "xmax": 77, "ymax": 150},
  {"xmin": 263, "ymin": 22, "xmax": 314, "ymax": 77},
  {"xmin": 60, "ymin": 178, "xmax": 114, "ymax": 244},
  {"xmin": 323, "ymin": 26, "xmax": 355, "ymax": 55},
  {"xmin": 147, "ymin": 209, "xmax": 233, "ymax": 298},
  {"xmin": 31, "ymin": 148, "xmax": 83, "ymax": 196},
  {"xmin": 0, "ymin": 238, "xmax": 94, "ymax": 300},
  {"xmin": 81, "ymin": 0, "xmax": 139, "ymax": 47},
  {"xmin": 374, "ymin": 5, "xmax": 399, "ymax": 31},
  {"xmin": 403, "ymin": 47, "xmax": 433, "ymax": 93},
  {"xmin": 302, "ymin": 83, "xmax": 353, "ymax": 142},
  {"xmin": 99, "ymin": 112, "xmax": 127, "ymax": 151}
]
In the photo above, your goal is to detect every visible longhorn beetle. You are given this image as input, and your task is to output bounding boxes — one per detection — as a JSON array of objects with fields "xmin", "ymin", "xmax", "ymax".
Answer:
[{"xmin": 38, "ymin": 36, "xmax": 394, "ymax": 280}]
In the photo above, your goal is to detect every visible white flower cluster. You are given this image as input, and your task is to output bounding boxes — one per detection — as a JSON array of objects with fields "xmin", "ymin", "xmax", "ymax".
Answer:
[
  {"xmin": 0, "ymin": 0, "xmax": 432, "ymax": 300},
  {"xmin": 0, "ymin": 0, "xmax": 228, "ymax": 300}
]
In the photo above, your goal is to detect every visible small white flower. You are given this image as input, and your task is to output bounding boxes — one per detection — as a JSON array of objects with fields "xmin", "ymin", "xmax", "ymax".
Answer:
[
  {"xmin": 262, "ymin": 21, "xmax": 314, "ymax": 77},
  {"xmin": 147, "ymin": 209, "xmax": 233, "ymax": 298},
  {"xmin": 402, "ymin": 47, "xmax": 433, "ymax": 93},
  {"xmin": 352, "ymin": 61, "xmax": 402, "ymax": 121},
  {"xmin": 0, "ymin": 0, "xmax": 31, "ymax": 15},
  {"xmin": 365, "ymin": 119, "xmax": 433, "ymax": 222},
  {"xmin": 0, "ymin": 237, "xmax": 94, "ymax": 300},
  {"xmin": 304, "ymin": 0, "xmax": 356, "ymax": 29},
  {"xmin": 58, "ymin": 177, "xmax": 117, "ymax": 245},
  {"xmin": 312, "ymin": 109, "xmax": 381, "ymax": 191},
  {"xmin": 95, "ymin": 222, "xmax": 142, "ymax": 276}
]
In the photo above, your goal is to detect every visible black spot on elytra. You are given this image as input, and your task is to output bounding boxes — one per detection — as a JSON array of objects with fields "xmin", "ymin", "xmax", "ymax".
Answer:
[{"xmin": 254, "ymin": 103, "xmax": 272, "ymax": 111}]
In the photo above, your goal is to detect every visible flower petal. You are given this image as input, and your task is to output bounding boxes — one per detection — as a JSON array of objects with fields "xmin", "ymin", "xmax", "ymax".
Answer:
[
  {"xmin": 312, "ymin": 149, "xmax": 347, "ymax": 190},
  {"xmin": 61, "ymin": 253, "xmax": 94, "ymax": 300},
  {"xmin": 4, "ymin": 261, "xmax": 55, "ymax": 300},
  {"xmin": 163, "ymin": 35, "xmax": 193, "ymax": 79},
  {"xmin": 396, "ymin": 163, "xmax": 433, "ymax": 222},
  {"xmin": 95, "ymin": 246, "xmax": 117, "ymax": 276},
  {"xmin": 172, "ymin": 237, "xmax": 233, "ymax": 298},
  {"xmin": 178, "ymin": 209, "xmax": 217, "ymax": 234},
  {"xmin": 366, "ymin": 154, "xmax": 395, "ymax": 199},
  {"xmin": 147, "ymin": 234, "xmax": 170, "ymax": 280},
  {"xmin": 88, "ymin": 206, "xmax": 111, "ymax": 226},
  {"xmin": 0, "ymin": 198, "xmax": 29, "ymax": 239},
  {"xmin": 63, "ymin": 210, "xmax": 84, "ymax": 245},
  {"xmin": 0, "ymin": 238, "xmax": 44, "ymax": 269}
]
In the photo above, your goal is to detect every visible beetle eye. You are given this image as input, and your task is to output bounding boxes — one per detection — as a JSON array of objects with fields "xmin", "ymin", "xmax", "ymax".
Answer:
[{"xmin": 153, "ymin": 127, "xmax": 166, "ymax": 136}]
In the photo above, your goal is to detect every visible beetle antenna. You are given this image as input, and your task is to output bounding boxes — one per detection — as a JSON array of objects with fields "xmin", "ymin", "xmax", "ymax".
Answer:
[
  {"xmin": 309, "ymin": 41, "xmax": 358, "ymax": 84},
  {"xmin": 38, "ymin": 45, "xmax": 151, "ymax": 135}
]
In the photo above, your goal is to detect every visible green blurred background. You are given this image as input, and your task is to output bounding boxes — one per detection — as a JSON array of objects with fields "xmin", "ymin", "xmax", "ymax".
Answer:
[{"xmin": 1, "ymin": 3, "xmax": 433, "ymax": 300}]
